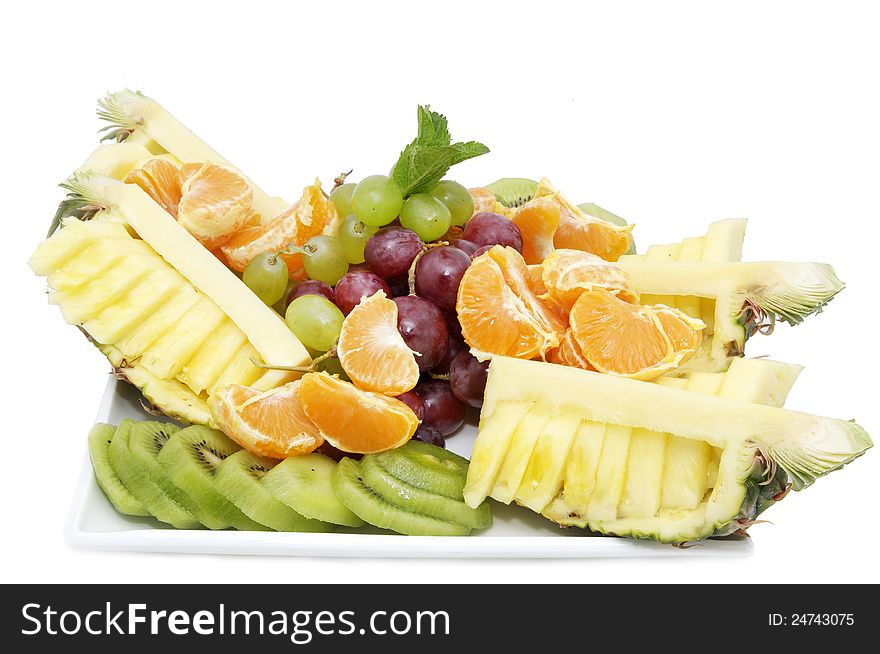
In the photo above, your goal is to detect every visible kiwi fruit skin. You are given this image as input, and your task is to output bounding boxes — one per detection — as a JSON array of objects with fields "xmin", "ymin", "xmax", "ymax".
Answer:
[
  {"xmin": 373, "ymin": 441, "xmax": 467, "ymax": 500},
  {"xmin": 126, "ymin": 421, "xmax": 229, "ymax": 529},
  {"xmin": 214, "ymin": 450, "xmax": 333, "ymax": 533},
  {"xmin": 88, "ymin": 423, "xmax": 149, "ymax": 517},
  {"xmin": 158, "ymin": 426, "xmax": 267, "ymax": 531},
  {"xmin": 332, "ymin": 458, "xmax": 470, "ymax": 536},
  {"xmin": 261, "ymin": 454, "xmax": 365, "ymax": 528},
  {"xmin": 485, "ymin": 178, "xmax": 539, "ymax": 209},
  {"xmin": 360, "ymin": 456, "xmax": 491, "ymax": 530},
  {"xmin": 108, "ymin": 420, "xmax": 202, "ymax": 529}
]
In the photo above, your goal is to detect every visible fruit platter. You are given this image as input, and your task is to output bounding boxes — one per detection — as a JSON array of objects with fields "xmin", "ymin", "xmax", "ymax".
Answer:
[{"xmin": 35, "ymin": 91, "xmax": 871, "ymax": 557}]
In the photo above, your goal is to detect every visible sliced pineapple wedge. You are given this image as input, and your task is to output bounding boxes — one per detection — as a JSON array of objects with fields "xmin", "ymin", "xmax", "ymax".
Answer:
[
  {"xmin": 30, "ymin": 176, "xmax": 310, "ymax": 425},
  {"xmin": 465, "ymin": 356, "xmax": 870, "ymax": 543}
]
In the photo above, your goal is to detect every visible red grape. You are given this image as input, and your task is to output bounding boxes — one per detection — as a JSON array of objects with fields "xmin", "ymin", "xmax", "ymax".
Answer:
[
  {"xmin": 443, "ymin": 309, "xmax": 463, "ymax": 338},
  {"xmin": 393, "ymin": 296, "xmax": 449, "ymax": 371},
  {"xmin": 449, "ymin": 238, "xmax": 479, "ymax": 257},
  {"xmin": 471, "ymin": 245, "xmax": 493, "ymax": 259},
  {"xmin": 449, "ymin": 350, "xmax": 489, "ymax": 408},
  {"xmin": 287, "ymin": 280, "xmax": 335, "ymax": 306},
  {"xmin": 432, "ymin": 335, "xmax": 467, "ymax": 375},
  {"xmin": 461, "ymin": 212, "xmax": 523, "ymax": 252},
  {"xmin": 334, "ymin": 271, "xmax": 391, "ymax": 315},
  {"xmin": 364, "ymin": 226, "xmax": 423, "ymax": 278},
  {"xmin": 414, "ymin": 246, "xmax": 471, "ymax": 310},
  {"xmin": 395, "ymin": 390, "xmax": 425, "ymax": 421},
  {"xmin": 416, "ymin": 380, "xmax": 465, "ymax": 436},
  {"xmin": 386, "ymin": 275, "xmax": 410, "ymax": 298},
  {"xmin": 411, "ymin": 424, "xmax": 445, "ymax": 448}
]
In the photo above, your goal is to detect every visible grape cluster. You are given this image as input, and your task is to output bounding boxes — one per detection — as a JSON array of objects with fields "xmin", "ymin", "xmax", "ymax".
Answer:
[{"xmin": 242, "ymin": 174, "xmax": 524, "ymax": 445}]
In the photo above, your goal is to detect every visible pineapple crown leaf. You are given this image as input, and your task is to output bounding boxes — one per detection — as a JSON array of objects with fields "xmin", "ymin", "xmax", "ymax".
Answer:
[
  {"xmin": 97, "ymin": 89, "xmax": 145, "ymax": 142},
  {"xmin": 737, "ymin": 263, "xmax": 845, "ymax": 332},
  {"xmin": 47, "ymin": 172, "xmax": 113, "ymax": 237}
]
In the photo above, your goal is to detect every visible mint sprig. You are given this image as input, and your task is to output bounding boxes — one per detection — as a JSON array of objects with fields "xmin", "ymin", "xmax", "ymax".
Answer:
[{"xmin": 391, "ymin": 106, "xmax": 489, "ymax": 196}]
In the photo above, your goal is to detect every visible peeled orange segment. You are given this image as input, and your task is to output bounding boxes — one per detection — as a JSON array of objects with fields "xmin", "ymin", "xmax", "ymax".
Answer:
[
  {"xmin": 176, "ymin": 162, "xmax": 257, "ymax": 249},
  {"xmin": 208, "ymin": 380, "xmax": 323, "ymax": 459},
  {"xmin": 569, "ymin": 288, "xmax": 677, "ymax": 380},
  {"xmin": 337, "ymin": 291, "xmax": 419, "ymax": 395},
  {"xmin": 299, "ymin": 373, "xmax": 419, "ymax": 454},
  {"xmin": 654, "ymin": 305, "xmax": 705, "ymax": 359},
  {"xmin": 456, "ymin": 246, "xmax": 566, "ymax": 360},
  {"xmin": 469, "ymin": 187, "xmax": 499, "ymax": 215},
  {"xmin": 222, "ymin": 180, "xmax": 340, "ymax": 277},
  {"xmin": 540, "ymin": 249, "xmax": 640, "ymax": 310},
  {"xmin": 512, "ymin": 196, "xmax": 561, "ymax": 264},
  {"xmin": 124, "ymin": 158, "xmax": 183, "ymax": 217},
  {"xmin": 532, "ymin": 179, "xmax": 633, "ymax": 261},
  {"xmin": 547, "ymin": 329, "xmax": 594, "ymax": 370}
]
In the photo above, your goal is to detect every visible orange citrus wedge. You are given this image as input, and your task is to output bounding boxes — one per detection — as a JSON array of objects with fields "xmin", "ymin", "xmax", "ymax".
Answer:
[
  {"xmin": 208, "ymin": 380, "xmax": 323, "ymax": 459},
  {"xmin": 569, "ymin": 288, "xmax": 677, "ymax": 380},
  {"xmin": 222, "ymin": 179, "xmax": 340, "ymax": 277},
  {"xmin": 469, "ymin": 187, "xmax": 499, "ymax": 215},
  {"xmin": 299, "ymin": 373, "xmax": 419, "ymax": 454},
  {"xmin": 531, "ymin": 179, "xmax": 633, "ymax": 261},
  {"xmin": 125, "ymin": 159, "xmax": 256, "ymax": 249},
  {"xmin": 512, "ymin": 196, "xmax": 561, "ymax": 264},
  {"xmin": 337, "ymin": 291, "xmax": 419, "ymax": 395},
  {"xmin": 654, "ymin": 305, "xmax": 705, "ymax": 357},
  {"xmin": 547, "ymin": 329, "xmax": 593, "ymax": 370},
  {"xmin": 456, "ymin": 245, "xmax": 566, "ymax": 360},
  {"xmin": 124, "ymin": 158, "xmax": 183, "ymax": 218},
  {"xmin": 540, "ymin": 248, "xmax": 639, "ymax": 310}
]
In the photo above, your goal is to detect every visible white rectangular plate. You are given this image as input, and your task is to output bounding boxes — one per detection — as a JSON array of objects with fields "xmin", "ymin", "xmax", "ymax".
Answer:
[{"xmin": 67, "ymin": 379, "xmax": 752, "ymax": 558}]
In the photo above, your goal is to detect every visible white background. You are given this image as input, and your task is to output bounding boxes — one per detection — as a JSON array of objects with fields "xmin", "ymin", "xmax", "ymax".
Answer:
[{"xmin": 2, "ymin": 0, "xmax": 878, "ymax": 583}]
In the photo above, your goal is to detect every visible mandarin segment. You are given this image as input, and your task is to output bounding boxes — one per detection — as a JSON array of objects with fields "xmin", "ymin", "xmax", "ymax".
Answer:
[
  {"xmin": 177, "ymin": 162, "xmax": 256, "ymax": 249},
  {"xmin": 299, "ymin": 373, "xmax": 419, "ymax": 454},
  {"xmin": 337, "ymin": 291, "xmax": 420, "ymax": 395},
  {"xmin": 456, "ymin": 246, "xmax": 566, "ymax": 360},
  {"xmin": 569, "ymin": 288, "xmax": 676, "ymax": 380},
  {"xmin": 512, "ymin": 196, "xmax": 561, "ymax": 264},
  {"xmin": 208, "ymin": 380, "xmax": 323, "ymax": 459},
  {"xmin": 540, "ymin": 248, "xmax": 639, "ymax": 310},
  {"xmin": 547, "ymin": 329, "xmax": 594, "ymax": 370},
  {"xmin": 222, "ymin": 179, "xmax": 340, "ymax": 278},
  {"xmin": 532, "ymin": 178, "xmax": 633, "ymax": 261},
  {"xmin": 654, "ymin": 305, "xmax": 705, "ymax": 358},
  {"xmin": 124, "ymin": 158, "xmax": 183, "ymax": 217}
]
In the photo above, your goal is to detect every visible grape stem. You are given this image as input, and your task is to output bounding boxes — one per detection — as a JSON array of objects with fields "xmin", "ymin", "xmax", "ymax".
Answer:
[
  {"xmin": 332, "ymin": 169, "xmax": 353, "ymax": 191},
  {"xmin": 406, "ymin": 241, "xmax": 449, "ymax": 295},
  {"xmin": 250, "ymin": 346, "xmax": 338, "ymax": 373},
  {"xmin": 429, "ymin": 373, "xmax": 450, "ymax": 381}
]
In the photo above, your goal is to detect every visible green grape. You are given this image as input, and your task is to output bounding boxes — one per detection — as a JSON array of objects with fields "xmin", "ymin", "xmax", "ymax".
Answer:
[
  {"xmin": 301, "ymin": 235, "xmax": 349, "ymax": 285},
  {"xmin": 399, "ymin": 193, "xmax": 452, "ymax": 242},
  {"xmin": 352, "ymin": 175, "xmax": 404, "ymax": 227},
  {"xmin": 242, "ymin": 252, "xmax": 289, "ymax": 305},
  {"xmin": 431, "ymin": 180, "xmax": 474, "ymax": 226},
  {"xmin": 285, "ymin": 295, "xmax": 344, "ymax": 352},
  {"xmin": 338, "ymin": 214, "xmax": 379, "ymax": 264},
  {"xmin": 329, "ymin": 183, "xmax": 356, "ymax": 218}
]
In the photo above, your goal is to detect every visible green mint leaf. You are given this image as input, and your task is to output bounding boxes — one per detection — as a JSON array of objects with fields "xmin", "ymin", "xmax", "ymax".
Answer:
[
  {"xmin": 391, "ymin": 106, "xmax": 489, "ymax": 196},
  {"xmin": 416, "ymin": 106, "xmax": 451, "ymax": 147}
]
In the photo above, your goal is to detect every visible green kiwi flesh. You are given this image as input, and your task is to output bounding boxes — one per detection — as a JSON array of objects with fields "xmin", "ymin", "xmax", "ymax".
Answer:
[
  {"xmin": 87, "ymin": 423, "xmax": 149, "ymax": 516},
  {"xmin": 373, "ymin": 441, "xmax": 468, "ymax": 500},
  {"xmin": 485, "ymin": 178, "xmax": 538, "ymax": 208}
]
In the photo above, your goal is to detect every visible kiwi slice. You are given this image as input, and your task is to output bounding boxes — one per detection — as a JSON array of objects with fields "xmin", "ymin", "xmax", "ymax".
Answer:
[
  {"xmin": 108, "ymin": 420, "xmax": 201, "ymax": 529},
  {"xmin": 373, "ymin": 441, "xmax": 468, "ymax": 500},
  {"xmin": 125, "ymin": 420, "xmax": 233, "ymax": 529},
  {"xmin": 214, "ymin": 450, "xmax": 333, "ymax": 532},
  {"xmin": 360, "ymin": 456, "xmax": 491, "ymax": 530},
  {"xmin": 578, "ymin": 202, "xmax": 636, "ymax": 254},
  {"xmin": 485, "ymin": 178, "xmax": 538, "ymax": 208},
  {"xmin": 88, "ymin": 423, "xmax": 149, "ymax": 517},
  {"xmin": 262, "ymin": 454, "xmax": 364, "ymax": 528},
  {"xmin": 332, "ymin": 458, "xmax": 469, "ymax": 536},
  {"xmin": 158, "ymin": 426, "xmax": 268, "ymax": 531}
]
